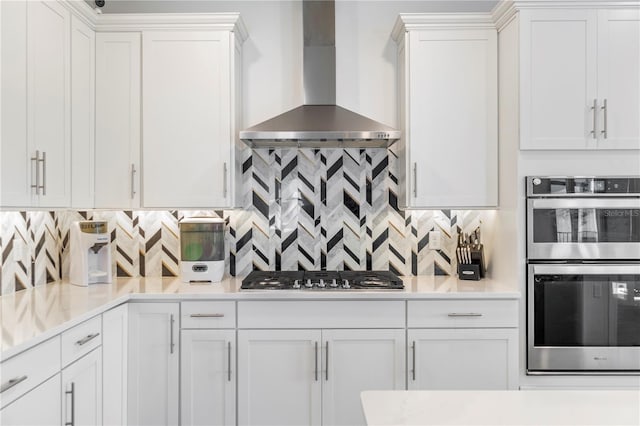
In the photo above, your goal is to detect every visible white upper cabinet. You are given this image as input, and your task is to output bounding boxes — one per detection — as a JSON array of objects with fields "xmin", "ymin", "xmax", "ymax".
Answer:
[
  {"xmin": 393, "ymin": 15, "xmax": 498, "ymax": 208},
  {"xmin": 95, "ymin": 32, "xmax": 141, "ymax": 209},
  {"xmin": 70, "ymin": 15, "xmax": 95, "ymax": 209},
  {"xmin": 518, "ymin": 7, "xmax": 639, "ymax": 150},
  {"xmin": 597, "ymin": 9, "xmax": 640, "ymax": 149},
  {"xmin": 141, "ymin": 28, "xmax": 244, "ymax": 208},
  {"xmin": 1, "ymin": 0, "xmax": 71, "ymax": 208},
  {"xmin": 27, "ymin": 0, "xmax": 71, "ymax": 207}
]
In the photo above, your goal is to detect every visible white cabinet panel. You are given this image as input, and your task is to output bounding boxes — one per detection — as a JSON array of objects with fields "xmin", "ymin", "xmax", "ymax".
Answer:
[
  {"xmin": 103, "ymin": 304, "xmax": 128, "ymax": 426},
  {"xmin": 408, "ymin": 328, "xmax": 518, "ymax": 390},
  {"xmin": 520, "ymin": 9, "xmax": 598, "ymax": 150},
  {"xmin": 238, "ymin": 329, "xmax": 322, "ymax": 426},
  {"xmin": 0, "ymin": 0, "xmax": 30, "ymax": 207},
  {"xmin": 62, "ymin": 348, "xmax": 102, "ymax": 426},
  {"xmin": 394, "ymin": 18, "xmax": 498, "ymax": 208},
  {"xmin": 70, "ymin": 15, "xmax": 95, "ymax": 208},
  {"xmin": 128, "ymin": 303, "xmax": 179, "ymax": 426},
  {"xmin": 0, "ymin": 374, "xmax": 61, "ymax": 426},
  {"xmin": 27, "ymin": 0, "xmax": 71, "ymax": 207},
  {"xmin": 142, "ymin": 31, "xmax": 232, "ymax": 208},
  {"xmin": 597, "ymin": 9, "xmax": 640, "ymax": 149},
  {"xmin": 321, "ymin": 330, "xmax": 405, "ymax": 426},
  {"xmin": 181, "ymin": 330, "xmax": 235, "ymax": 426},
  {"xmin": 95, "ymin": 32, "xmax": 141, "ymax": 209}
]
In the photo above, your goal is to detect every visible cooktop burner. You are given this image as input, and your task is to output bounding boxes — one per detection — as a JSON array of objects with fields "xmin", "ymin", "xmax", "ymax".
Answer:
[{"xmin": 241, "ymin": 270, "xmax": 404, "ymax": 290}]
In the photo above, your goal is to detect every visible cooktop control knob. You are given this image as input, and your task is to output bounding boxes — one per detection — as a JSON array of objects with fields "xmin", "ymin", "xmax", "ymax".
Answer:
[
  {"xmin": 292, "ymin": 280, "xmax": 301, "ymax": 289},
  {"xmin": 317, "ymin": 279, "xmax": 326, "ymax": 288},
  {"xmin": 305, "ymin": 279, "xmax": 313, "ymax": 288},
  {"xmin": 342, "ymin": 279, "xmax": 350, "ymax": 289},
  {"xmin": 329, "ymin": 279, "xmax": 338, "ymax": 288}
]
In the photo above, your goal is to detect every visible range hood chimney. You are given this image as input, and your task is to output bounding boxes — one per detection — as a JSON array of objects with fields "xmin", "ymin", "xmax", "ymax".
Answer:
[{"xmin": 240, "ymin": 0, "xmax": 400, "ymax": 148}]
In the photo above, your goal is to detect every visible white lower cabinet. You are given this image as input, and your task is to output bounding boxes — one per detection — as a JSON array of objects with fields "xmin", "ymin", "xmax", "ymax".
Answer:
[
  {"xmin": 237, "ymin": 329, "xmax": 405, "ymax": 426},
  {"xmin": 103, "ymin": 304, "xmax": 128, "ymax": 426},
  {"xmin": 181, "ymin": 330, "xmax": 236, "ymax": 426},
  {"xmin": 0, "ymin": 374, "xmax": 61, "ymax": 426},
  {"xmin": 128, "ymin": 303, "xmax": 179, "ymax": 426},
  {"xmin": 62, "ymin": 348, "xmax": 102, "ymax": 426}
]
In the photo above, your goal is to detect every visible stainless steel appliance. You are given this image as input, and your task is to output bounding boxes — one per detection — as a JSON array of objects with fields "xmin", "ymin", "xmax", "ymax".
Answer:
[
  {"xmin": 526, "ymin": 176, "xmax": 640, "ymax": 374},
  {"xmin": 240, "ymin": 270, "xmax": 404, "ymax": 291}
]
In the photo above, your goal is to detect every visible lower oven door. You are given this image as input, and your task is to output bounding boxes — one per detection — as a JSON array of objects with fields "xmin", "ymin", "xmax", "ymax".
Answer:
[{"xmin": 528, "ymin": 263, "xmax": 640, "ymax": 373}]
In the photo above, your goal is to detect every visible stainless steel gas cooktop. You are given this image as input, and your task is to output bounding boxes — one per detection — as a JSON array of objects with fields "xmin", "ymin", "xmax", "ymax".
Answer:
[{"xmin": 240, "ymin": 270, "xmax": 404, "ymax": 291}]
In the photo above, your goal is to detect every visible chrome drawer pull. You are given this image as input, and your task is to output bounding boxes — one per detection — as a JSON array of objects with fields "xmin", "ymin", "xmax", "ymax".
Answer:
[
  {"xmin": 75, "ymin": 333, "xmax": 100, "ymax": 346},
  {"xmin": 447, "ymin": 313, "xmax": 483, "ymax": 317},
  {"xmin": 0, "ymin": 375, "xmax": 28, "ymax": 393},
  {"xmin": 190, "ymin": 313, "xmax": 225, "ymax": 318},
  {"xmin": 65, "ymin": 382, "xmax": 75, "ymax": 426},
  {"xmin": 228, "ymin": 341, "xmax": 232, "ymax": 382}
]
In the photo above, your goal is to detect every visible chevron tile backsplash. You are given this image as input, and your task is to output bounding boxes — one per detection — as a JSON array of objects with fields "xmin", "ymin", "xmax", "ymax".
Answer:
[{"xmin": 0, "ymin": 148, "xmax": 485, "ymax": 296}]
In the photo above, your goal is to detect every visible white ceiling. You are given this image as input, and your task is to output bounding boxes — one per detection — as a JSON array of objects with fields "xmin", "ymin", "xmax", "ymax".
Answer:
[{"xmin": 85, "ymin": 0, "xmax": 501, "ymax": 15}]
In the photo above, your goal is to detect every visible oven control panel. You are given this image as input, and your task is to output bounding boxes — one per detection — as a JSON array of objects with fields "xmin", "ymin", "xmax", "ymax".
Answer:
[{"xmin": 528, "ymin": 176, "xmax": 640, "ymax": 196}]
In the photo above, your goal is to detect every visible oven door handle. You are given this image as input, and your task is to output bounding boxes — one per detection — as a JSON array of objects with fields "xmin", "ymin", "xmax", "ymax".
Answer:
[
  {"xmin": 530, "ymin": 198, "xmax": 640, "ymax": 209},
  {"xmin": 530, "ymin": 263, "xmax": 640, "ymax": 275}
]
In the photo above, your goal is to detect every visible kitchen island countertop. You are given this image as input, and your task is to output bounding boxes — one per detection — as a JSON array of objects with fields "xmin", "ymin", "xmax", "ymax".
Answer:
[
  {"xmin": 361, "ymin": 390, "xmax": 640, "ymax": 425},
  {"xmin": 1, "ymin": 275, "xmax": 518, "ymax": 360}
]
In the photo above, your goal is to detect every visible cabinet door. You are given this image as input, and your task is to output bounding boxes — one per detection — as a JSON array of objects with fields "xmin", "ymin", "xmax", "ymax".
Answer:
[
  {"xmin": 95, "ymin": 32, "xmax": 141, "ymax": 209},
  {"xmin": 103, "ymin": 304, "xmax": 128, "ymax": 426},
  {"xmin": 408, "ymin": 328, "xmax": 518, "ymax": 390},
  {"xmin": 142, "ymin": 31, "xmax": 232, "ymax": 208},
  {"xmin": 70, "ymin": 15, "xmax": 95, "ymax": 208},
  {"xmin": 597, "ymin": 9, "xmax": 640, "ymax": 149},
  {"xmin": 1, "ymin": 0, "xmax": 31, "ymax": 207},
  {"xmin": 181, "ymin": 330, "xmax": 235, "ymax": 426},
  {"xmin": 407, "ymin": 28, "xmax": 497, "ymax": 207},
  {"xmin": 520, "ymin": 9, "xmax": 598, "ymax": 149},
  {"xmin": 0, "ymin": 374, "xmax": 61, "ymax": 426},
  {"xmin": 62, "ymin": 348, "xmax": 102, "ymax": 426},
  {"xmin": 128, "ymin": 303, "xmax": 179, "ymax": 426},
  {"xmin": 27, "ymin": 0, "xmax": 71, "ymax": 207},
  {"xmin": 238, "ymin": 330, "xmax": 321, "ymax": 426},
  {"xmin": 321, "ymin": 329, "xmax": 405, "ymax": 426}
]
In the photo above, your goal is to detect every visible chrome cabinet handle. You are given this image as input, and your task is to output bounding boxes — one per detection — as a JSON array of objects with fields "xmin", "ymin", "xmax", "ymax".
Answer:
[
  {"xmin": 601, "ymin": 99, "xmax": 608, "ymax": 139},
  {"xmin": 170, "ymin": 314, "xmax": 175, "ymax": 354},
  {"xmin": 447, "ymin": 313, "xmax": 483, "ymax": 317},
  {"xmin": 31, "ymin": 150, "xmax": 40, "ymax": 195},
  {"xmin": 223, "ymin": 162, "xmax": 228, "ymax": 198},
  {"xmin": 411, "ymin": 341, "xmax": 416, "ymax": 381},
  {"xmin": 75, "ymin": 332, "xmax": 100, "ymax": 346},
  {"xmin": 65, "ymin": 382, "xmax": 75, "ymax": 426},
  {"xmin": 314, "ymin": 341, "xmax": 319, "ymax": 381},
  {"xmin": 130, "ymin": 163, "xmax": 136, "ymax": 199},
  {"xmin": 413, "ymin": 162, "xmax": 417, "ymax": 197},
  {"xmin": 40, "ymin": 151, "xmax": 46, "ymax": 196},
  {"xmin": 325, "ymin": 341, "xmax": 329, "ymax": 381},
  {"xmin": 0, "ymin": 375, "xmax": 28, "ymax": 393},
  {"xmin": 590, "ymin": 99, "xmax": 597, "ymax": 139},
  {"xmin": 227, "ymin": 341, "xmax": 232, "ymax": 382},
  {"xmin": 190, "ymin": 313, "xmax": 224, "ymax": 318}
]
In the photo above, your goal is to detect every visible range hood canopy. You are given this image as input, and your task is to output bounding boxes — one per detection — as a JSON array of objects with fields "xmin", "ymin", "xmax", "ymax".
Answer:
[{"xmin": 239, "ymin": 0, "xmax": 400, "ymax": 148}]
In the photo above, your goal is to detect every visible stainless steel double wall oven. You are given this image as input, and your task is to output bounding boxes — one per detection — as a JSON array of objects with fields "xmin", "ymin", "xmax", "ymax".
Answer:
[{"xmin": 526, "ymin": 176, "xmax": 640, "ymax": 373}]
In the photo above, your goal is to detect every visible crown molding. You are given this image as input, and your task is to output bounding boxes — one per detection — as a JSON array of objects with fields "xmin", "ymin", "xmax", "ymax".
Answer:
[
  {"xmin": 61, "ymin": 0, "xmax": 99, "ymax": 26},
  {"xmin": 392, "ymin": 13, "xmax": 496, "ymax": 41},
  {"xmin": 492, "ymin": 0, "xmax": 640, "ymax": 30}
]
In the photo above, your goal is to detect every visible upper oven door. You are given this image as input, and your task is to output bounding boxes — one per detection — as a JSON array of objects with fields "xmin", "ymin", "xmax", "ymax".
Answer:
[{"xmin": 527, "ymin": 198, "xmax": 640, "ymax": 260}]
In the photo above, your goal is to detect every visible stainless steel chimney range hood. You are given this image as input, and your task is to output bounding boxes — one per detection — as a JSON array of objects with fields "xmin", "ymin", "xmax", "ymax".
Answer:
[{"xmin": 239, "ymin": 0, "xmax": 400, "ymax": 148}]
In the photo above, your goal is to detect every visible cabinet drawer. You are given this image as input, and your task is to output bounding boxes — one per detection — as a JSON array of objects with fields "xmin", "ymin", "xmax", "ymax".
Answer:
[
  {"xmin": 61, "ymin": 316, "xmax": 102, "ymax": 367},
  {"xmin": 181, "ymin": 301, "xmax": 235, "ymax": 329},
  {"xmin": 238, "ymin": 301, "xmax": 405, "ymax": 329},
  {"xmin": 0, "ymin": 336, "xmax": 61, "ymax": 409},
  {"xmin": 408, "ymin": 299, "xmax": 517, "ymax": 328}
]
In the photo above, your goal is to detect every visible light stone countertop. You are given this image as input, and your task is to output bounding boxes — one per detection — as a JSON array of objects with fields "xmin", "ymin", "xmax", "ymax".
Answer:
[
  {"xmin": 0, "ymin": 275, "xmax": 519, "ymax": 360},
  {"xmin": 361, "ymin": 390, "xmax": 640, "ymax": 425}
]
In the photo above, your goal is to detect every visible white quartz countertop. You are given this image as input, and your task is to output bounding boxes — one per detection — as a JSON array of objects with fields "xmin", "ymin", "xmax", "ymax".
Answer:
[
  {"xmin": 0, "ymin": 275, "xmax": 518, "ymax": 360},
  {"xmin": 361, "ymin": 390, "xmax": 640, "ymax": 426}
]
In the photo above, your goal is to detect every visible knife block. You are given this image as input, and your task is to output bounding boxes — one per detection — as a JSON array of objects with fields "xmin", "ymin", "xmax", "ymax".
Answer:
[{"xmin": 457, "ymin": 246, "xmax": 485, "ymax": 281}]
